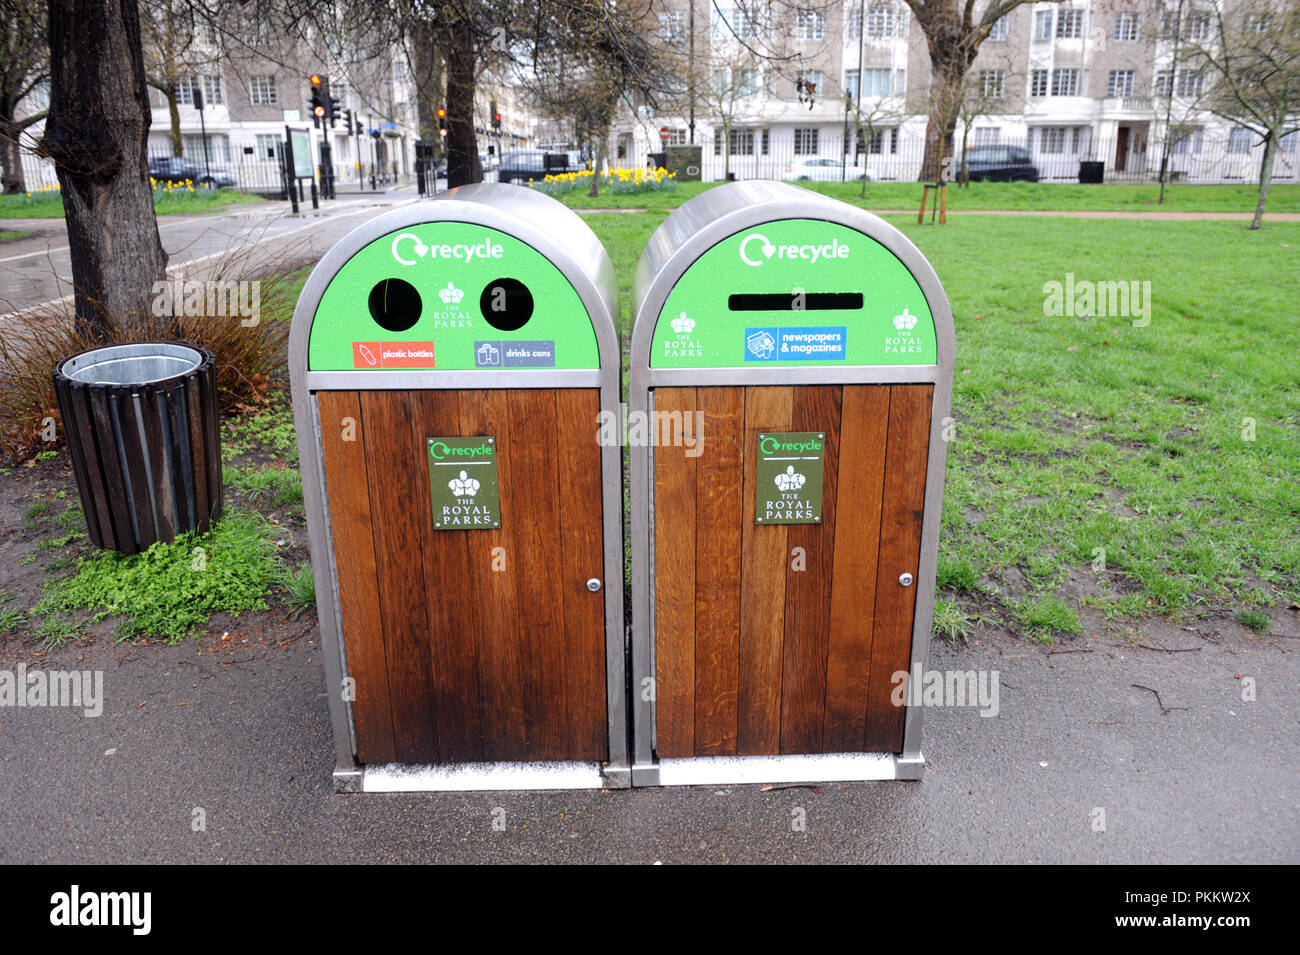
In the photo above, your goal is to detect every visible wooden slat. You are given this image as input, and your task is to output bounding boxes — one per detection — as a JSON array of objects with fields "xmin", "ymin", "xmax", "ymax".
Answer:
[
  {"xmin": 863, "ymin": 385, "xmax": 933, "ymax": 753},
  {"xmin": 652, "ymin": 387, "xmax": 697, "ymax": 757},
  {"xmin": 822, "ymin": 385, "xmax": 890, "ymax": 752},
  {"xmin": 359, "ymin": 391, "xmax": 441, "ymax": 763},
  {"xmin": 86, "ymin": 386, "xmax": 135, "ymax": 552},
  {"xmin": 199, "ymin": 364, "xmax": 223, "ymax": 524},
  {"xmin": 455, "ymin": 390, "xmax": 527, "ymax": 760},
  {"xmin": 110, "ymin": 388, "xmax": 157, "ymax": 548},
  {"xmin": 138, "ymin": 387, "xmax": 177, "ymax": 544},
  {"xmin": 555, "ymin": 389, "xmax": 609, "ymax": 759},
  {"xmin": 505, "ymin": 390, "xmax": 569, "ymax": 759},
  {"xmin": 779, "ymin": 386, "xmax": 842, "ymax": 754},
  {"xmin": 317, "ymin": 391, "xmax": 396, "ymax": 765},
  {"xmin": 737, "ymin": 386, "xmax": 793, "ymax": 755},
  {"xmin": 410, "ymin": 390, "xmax": 484, "ymax": 763},
  {"xmin": 55, "ymin": 381, "xmax": 108, "ymax": 549},
  {"xmin": 692, "ymin": 387, "xmax": 744, "ymax": 756},
  {"xmin": 182, "ymin": 375, "xmax": 210, "ymax": 534}
]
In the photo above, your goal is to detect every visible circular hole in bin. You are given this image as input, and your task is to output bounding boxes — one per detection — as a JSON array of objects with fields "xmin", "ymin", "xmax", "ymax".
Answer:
[
  {"xmin": 479, "ymin": 277, "xmax": 533, "ymax": 332},
  {"xmin": 368, "ymin": 278, "xmax": 422, "ymax": 332},
  {"xmin": 60, "ymin": 342, "xmax": 204, "ymax": 386}
]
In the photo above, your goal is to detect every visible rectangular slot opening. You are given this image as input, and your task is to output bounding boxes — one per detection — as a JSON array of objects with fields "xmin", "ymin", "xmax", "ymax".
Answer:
[{"xmin": 728, "ymin": 292, "xmax": 864, "ymax": 312}]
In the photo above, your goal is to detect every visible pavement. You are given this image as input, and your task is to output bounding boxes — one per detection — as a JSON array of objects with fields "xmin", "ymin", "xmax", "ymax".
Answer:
[{"xmin": 0, "ymin": 619, "xmax": 1294, "ymax": 864}]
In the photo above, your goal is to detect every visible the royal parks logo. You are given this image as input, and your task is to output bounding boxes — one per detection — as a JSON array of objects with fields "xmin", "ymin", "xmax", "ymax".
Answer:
[
  {"xmin": 884, "ymin": 307, "xmax": 925, "ymax": 356},
  {"xmin": 755, "ymin": 431, "xmax": 825, "ymax": 525},
  {"xmin": 662, "ymin": 310, "xmax": 702, "ymax": 359},
  {"xmin": 428, "ymin": 436, "xmax": 501, "ymax": 529}
]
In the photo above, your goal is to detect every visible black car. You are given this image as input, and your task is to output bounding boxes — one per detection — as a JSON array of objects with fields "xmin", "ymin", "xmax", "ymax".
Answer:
[
  {"xmin": 958, "ymin": 145, "xmax": 1039, "ymax": 182},
  {"xmin": 148, "ymin": 156, "xmax": 237, "ymax": 188},
  {"xmin": 496, "ymin": 149, "xmax": 578, "ymax": 184}
]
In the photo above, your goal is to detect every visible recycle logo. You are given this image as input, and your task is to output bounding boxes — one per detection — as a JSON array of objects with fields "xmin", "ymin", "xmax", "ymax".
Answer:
[
  {"xmin": 438, "ymin": 282, "xmax": 465, "ymax": 305},
  {"xmin": 448, "ymin": 470, "xmax": 481, "ymax": 497},
  {"xmin": 773, "ymin": 465, "xmax": 806, "ymax": 492},
  {"xmin": 671, "ymin": 312, "xmax": 695, "ymax": 335},
  {"xmin": 893, "ymin": 308, "xmax": 918, "ymax": 331}
]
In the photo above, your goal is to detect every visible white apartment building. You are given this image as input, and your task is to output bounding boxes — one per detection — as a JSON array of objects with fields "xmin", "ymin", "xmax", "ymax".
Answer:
[{"xmin": 615, "ymin": 0, "xmax": 1300, "ymax": 183}]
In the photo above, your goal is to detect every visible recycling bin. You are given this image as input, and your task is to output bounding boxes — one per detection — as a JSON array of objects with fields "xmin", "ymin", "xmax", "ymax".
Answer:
[
  {"xmin": 628, "ymin": 181, "xmax": 955, "ymax": 786},
  {"xmin": 1079, "ymin": 160, "xmax": 1104, "ymax": 184},
  {"xmin": 290, "ymin": 183, "xmax": 628, "ymax": 791}
]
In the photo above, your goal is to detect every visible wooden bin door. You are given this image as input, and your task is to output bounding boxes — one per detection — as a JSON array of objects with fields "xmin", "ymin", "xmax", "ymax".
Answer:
[
  {"xmin": 317, "ymin": 388, "xmax": 608, "ymax": 766},
  {"xmin": 653, "ymin": 384, "xmax": 931, "ymax": 758}
]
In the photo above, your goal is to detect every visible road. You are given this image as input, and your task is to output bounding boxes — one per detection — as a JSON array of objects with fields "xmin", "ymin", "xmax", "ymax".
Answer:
[{"xmin": 0, "ymin": 186, "xmax": 428, "ymax": 319}]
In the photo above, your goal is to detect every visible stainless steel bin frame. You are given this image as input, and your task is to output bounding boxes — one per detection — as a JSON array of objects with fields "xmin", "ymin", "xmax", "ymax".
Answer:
[
  {"xmin": 290, "ymin": 184, "xmax": 629, "ymax": 792},
  {"xmin": 628, "ymin": 181, "xmax": 956, "ymax": 786}
]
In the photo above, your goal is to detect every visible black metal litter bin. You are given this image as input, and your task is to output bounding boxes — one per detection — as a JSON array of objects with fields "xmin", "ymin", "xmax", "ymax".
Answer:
[
  {"xmin": 53, "ymin": 341, "xmax": 222, "ymax": 555},
  {"xmin": 1079, "ymin": 161, "xmax": 1104, "ymax": 184}
]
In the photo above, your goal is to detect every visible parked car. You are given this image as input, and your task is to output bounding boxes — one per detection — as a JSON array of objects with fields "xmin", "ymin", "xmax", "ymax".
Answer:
[
  {"xmin": 782, "ymin": 157, "xmax": 873, "ymax": 182},
  {"xmin": 148, "ymin": 156, "xmax": 236, "ymax": 189},
  {"xmin": 497, "ymin": 149, "xmax": 585, "ymax": 183},
  {"xmin": 957, "ymin": 145, "xmax": 1039, "ymax": 182}
]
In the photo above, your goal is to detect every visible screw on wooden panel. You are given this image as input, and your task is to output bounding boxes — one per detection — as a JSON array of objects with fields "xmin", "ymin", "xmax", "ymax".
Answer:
[
  {"xmin": 899, "ymin": 573, "xmax": 914, "ymax": 587},
  {"xmin": 586, "ymin": 578, "xmax": 602, "ymax": 592}
]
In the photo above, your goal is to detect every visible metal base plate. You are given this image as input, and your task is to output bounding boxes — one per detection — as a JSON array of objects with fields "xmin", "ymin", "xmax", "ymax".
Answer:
[
  {"xmin": 353, "ymin": 761, "xmax": 612, "ymax": 793},
  {"xmin": 651, "ymin": 752, "xmax": 923, "ymax": 787}
]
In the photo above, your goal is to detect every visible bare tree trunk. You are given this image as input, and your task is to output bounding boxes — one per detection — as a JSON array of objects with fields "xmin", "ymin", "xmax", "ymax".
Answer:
[
  {"xmin": 39, "ymin": 0, "xmax": 168, "ymax": 341},
  {"xmin": 1251, "ymin": 131, "xmax": 1277, "ymax": 231},
  {"xmin": 0, "ymin": 115, "xmax": 24, "ymax": 193},
  {"xmin": 165, "ymin": 88, "xmax": 181, "ymax": 156},
  {"xmin": 444, "ymin": 18, "xmax": 481, "ymax": 188}
]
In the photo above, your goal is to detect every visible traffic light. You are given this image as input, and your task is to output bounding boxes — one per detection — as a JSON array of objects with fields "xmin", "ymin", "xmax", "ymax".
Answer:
[
  {"xmin": 309, "ymin": 74, "xmax": 325, "ymax": 129},
  {"xmin": 344, "ymin": 109, "xmax": 354, "ymax": 135},
  {"xmin": 491, "ymin": 100, "xmax": 500, "ymax": 130},
  {"xmin": 325, "ymin": 90, "xmax": 339, "ymax": 128},
  {"xmin": 437, "ymin": 106, "xmax": 448, "ymax": 138}
]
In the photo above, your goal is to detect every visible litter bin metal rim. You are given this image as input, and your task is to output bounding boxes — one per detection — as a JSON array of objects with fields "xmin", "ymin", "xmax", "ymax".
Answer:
[{"xmin": 57, "ymin": 342, "xmax": 208, "ymax": 387}]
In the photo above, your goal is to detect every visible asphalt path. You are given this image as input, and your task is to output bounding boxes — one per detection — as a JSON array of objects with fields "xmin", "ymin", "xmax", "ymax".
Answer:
[{"xmin": 0, "ymin": 621, "xmax": 1293, "ymax": 864}]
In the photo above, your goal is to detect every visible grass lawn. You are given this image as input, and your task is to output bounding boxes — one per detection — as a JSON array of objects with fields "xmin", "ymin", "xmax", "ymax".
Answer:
[
  {"xmin": 557, "ymin": 178, "xmax": 1300, "ymax": 216},
  {"xmin": 582, "ymin": 210, "xmax": 1300, "ymax": 639},
  {"xmin": 0, "ymin": 230, "xmax": 32, "ymax": 242},
  {"xmin": 0, "ymin": 187, "xmax": 263, "ymax": 219}
]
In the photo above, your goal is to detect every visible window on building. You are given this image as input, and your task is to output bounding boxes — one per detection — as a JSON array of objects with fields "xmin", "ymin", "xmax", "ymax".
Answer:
[
  {"xmin": 1056, "ymin": 9, "xmax": 1085, "ymax": 38},
  {"xmin": 1187, "ymin": 14, "xmax": 1210, "ymax": 40},
  {"xmin": 846, "ymin": 6, "xmax": 862, "ymax": 40},
  {"xmin": 184, "ymin": 133, "xmax": 230, "ymax": 164},
  {"xmin": 254, "ymin": 133, "xmax": 282, "ymax": 161},
  {"xmin": 1113, "ymin": 12, "xmax": 1139, "ymax": 41},
  {"xmin": 1154, "ymin": 69, "xmax": 1173, "ymax": 97},
  {"xmin": 989, "ymin": 16, "xmax": 1009, "ymax": 40},
  {"xmin": 799, "ymin": 70, "xmax": 824, "ymax": 96},
  {"xmin": 1030, "ymin": 69, "xmax": 1049, "ymax": 97},
  {"xmin": 718, "ymin": 7, "xmax": 762, "ymax": 39},
  {"xmin": 1170, "ymin": 128, "xmax": 1203, "ymax": 154},
  {"xmin": 1228, "ymin": 127, "xmax": 1253, "ymax": 154},
  {"xmin": 761, "ymin": 128, "xmax": 770, "ymax": 154},
  {"xmin": 1175, "ymin": 69, "xmax": 1203, "ymax": 96},
  {"xmin": 203, "ymin": 75, "xmax": 224, "ymax": 105},
  {"xmin": 250, "ymin": 75, "xmax": 278, "ymax": 105},
  {"xmin": 1244, "ymin": 12, "xmax": 1269, "ymax": 33},
  {"xmin": 844, "ymin": 69, "xmax": 860, "ymax": 97},
  {"xmin": 1051, "ymin": 68, "xmax": 1080, "ymax": 96},
  {"xmin": 861, "ymin": 68, "xmax": 892, "ymax": 97},
  {"xmin": 795, "ymin": 9, "xmax": 824, "ymax": 40},
  {"xmin": 666, "ymin": 128, "xmax": 688, "ymax": 146},
  {"xmin": 1034, "ymin": 10, "xmax": 1054, "ymax": 40},
  {"xmin": 980, "ymin": 69, "xmax": 1005, "ymax": 99},
  {"xmin": 894, "ymin": 68, "xmax": 906, "ymax": 95},
  {"xmin": 794, "ymin": 128, "xmax": 820, "ymax": 154},
  {"xmin": 1280, "ymin": 131, "xmax": 1298, "ymax": 155},
  {"xmin": 1039, "ymin": 127, "xmax": 1067, "ymax": 153},
  {"xmin": 175, "ymin": 77, "xmax": 199, "ymax": 105},
  {"xmin": 1107, "ymin": 70, "xmax": 1135, "ymax": 97},
  {"xmin": 974, "ymin": 127, "xmax": 1001, "ymax": 146},
  {"xmin": 865, "ymin": 5, "xmax": 899, "ymax": 38},
  {"xmin": 658, "ymin": 11, "xmax": 684, "ymax": 42},
  {"xmin": 867, "ymin": 127, "xmax": 898, "ymax": 154}
]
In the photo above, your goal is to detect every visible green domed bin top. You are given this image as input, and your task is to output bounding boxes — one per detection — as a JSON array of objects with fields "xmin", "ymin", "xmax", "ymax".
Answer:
[{"xmin": 294, "ymin": 184, "xmax": 618, "ymax": 375}]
